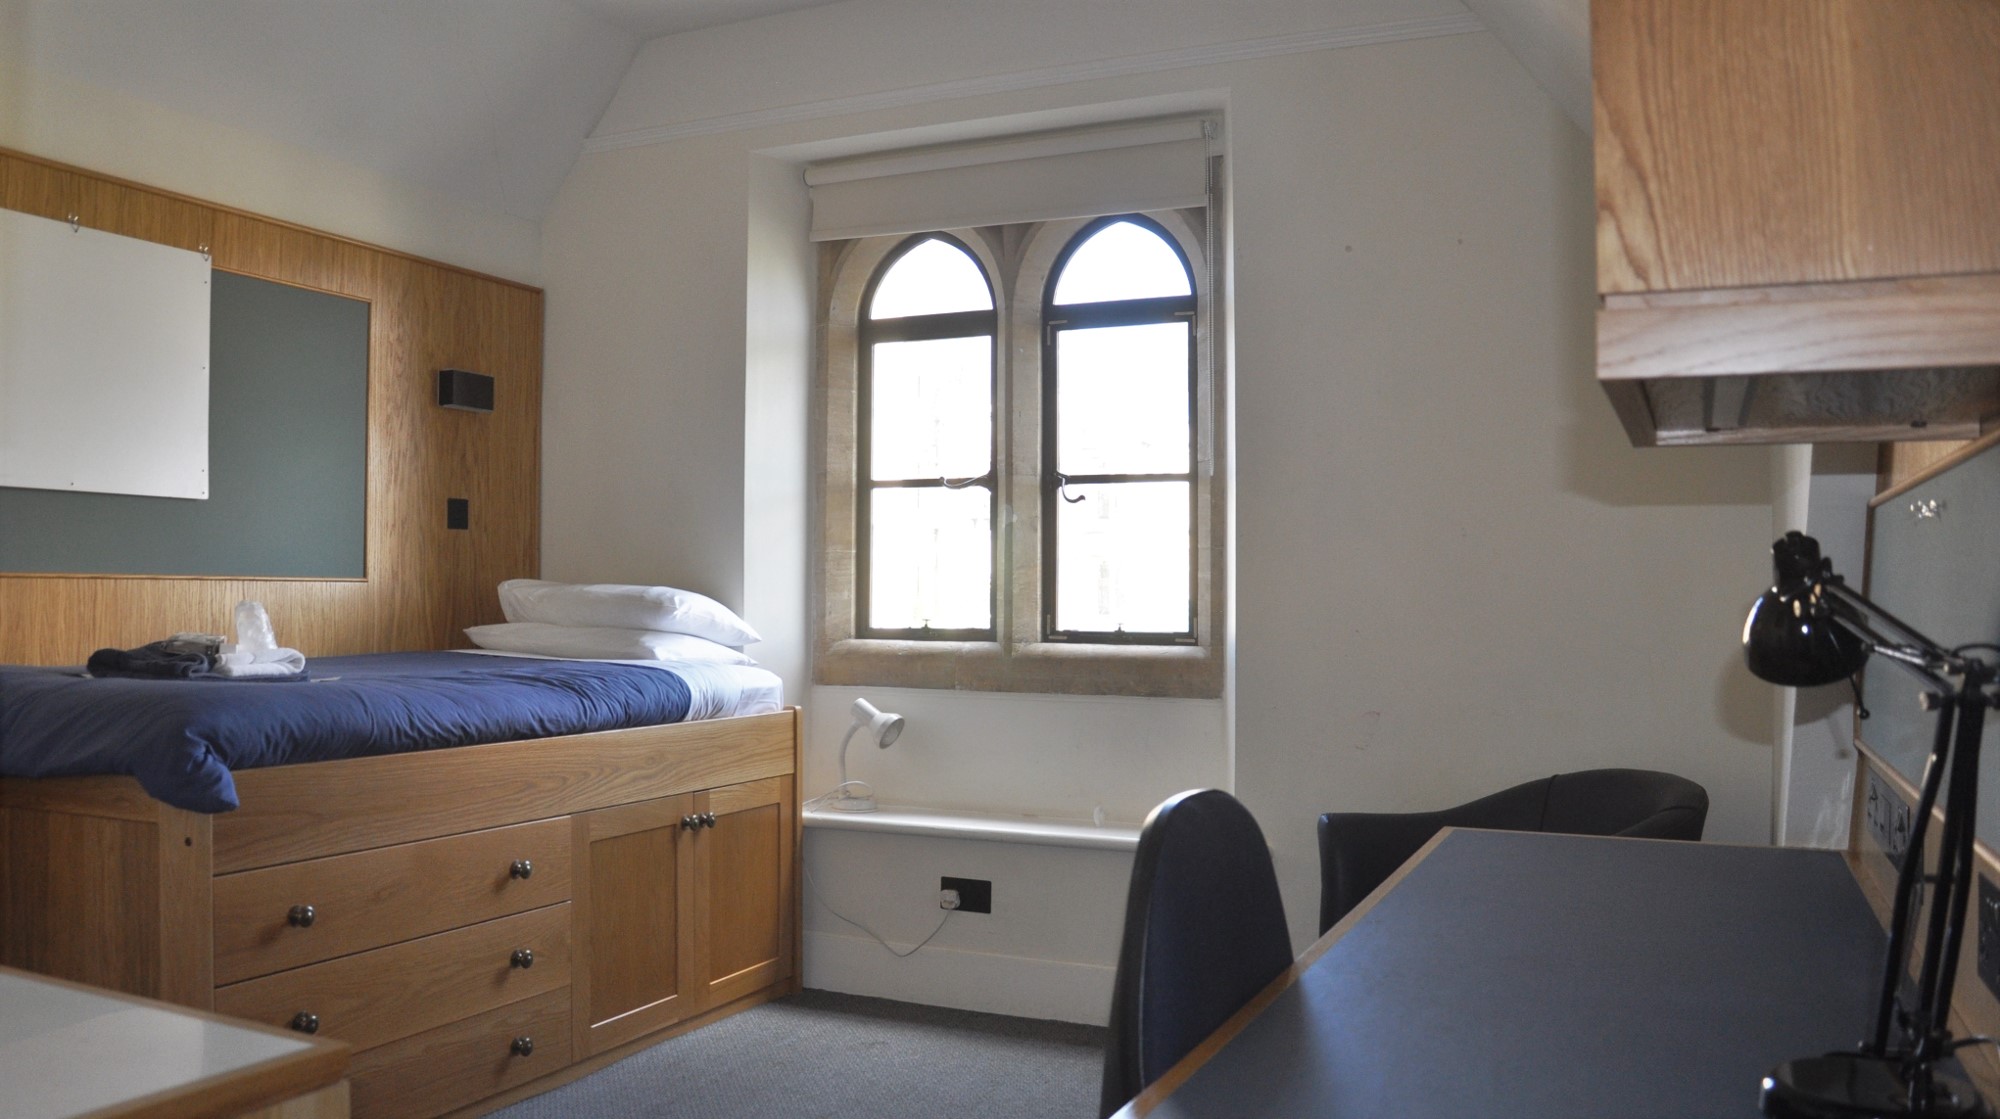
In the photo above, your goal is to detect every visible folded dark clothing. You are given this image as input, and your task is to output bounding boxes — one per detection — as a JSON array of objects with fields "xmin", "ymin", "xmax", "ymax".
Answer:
[
  {"xmin": 88, "ymin": 642, "xmax": 213, "ymax": 679},
  {"xmin": 84, "ymin": 642, "xmax": 313, "ymax": 683}
]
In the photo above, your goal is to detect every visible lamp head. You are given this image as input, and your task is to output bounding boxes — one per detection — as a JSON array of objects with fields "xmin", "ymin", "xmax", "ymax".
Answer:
[
  {"xmin": 851, "ymin": 697, "xmax": 904, "ymax": 748},
  {"xmin": 1743, "ymin": 531, "xmax": 1870, "ymax": 687}
]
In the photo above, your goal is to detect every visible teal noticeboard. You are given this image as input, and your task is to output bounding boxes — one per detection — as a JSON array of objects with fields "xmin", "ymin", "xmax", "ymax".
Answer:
[{"xmin": 0, "ymin": 271, "xmax": 368, "ymax": 577}]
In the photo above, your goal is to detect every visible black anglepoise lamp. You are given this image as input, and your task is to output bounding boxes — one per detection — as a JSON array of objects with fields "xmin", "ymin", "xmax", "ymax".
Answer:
[{"xmin": 1746, "ymin": 531, "xmax": 1997, "ymax": 1119}]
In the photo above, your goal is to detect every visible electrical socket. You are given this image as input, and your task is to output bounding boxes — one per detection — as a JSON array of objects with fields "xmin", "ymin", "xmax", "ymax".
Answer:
[
  {"xmin": 1864, "ymin": 771, "xmax": 1912, "ymax": 868},
  {"xmin": 940, "ymin": 876, "xmax": 991, "ymax": 914},
  {"xmin": 1978, "ymin": 876, "xmax": 2000, "ymax": 1002}
]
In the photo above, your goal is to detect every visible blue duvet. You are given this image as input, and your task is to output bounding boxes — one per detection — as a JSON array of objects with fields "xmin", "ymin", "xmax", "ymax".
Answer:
[{"xmin": 0, "ymin": 652, "xmax": 692, "ymax": 813}]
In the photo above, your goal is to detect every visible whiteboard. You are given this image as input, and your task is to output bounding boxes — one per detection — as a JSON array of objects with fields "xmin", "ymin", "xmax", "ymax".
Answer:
[{"xmin": 0, "ymin": 209, "xmax": 210, "ymax": 499}]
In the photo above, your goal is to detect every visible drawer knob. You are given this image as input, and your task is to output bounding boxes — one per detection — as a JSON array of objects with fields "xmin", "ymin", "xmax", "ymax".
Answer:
[
  {"xmin": 681, "ymin": 814, "xmax": 700, "ymax": 830},
  {"xmin": 287, "ymin": 904, "xmax": 316, "ymax": 928},
  {"xmin": 289, "ymin": 1011, "xmax": 319, "ymax": 1035},
  {"xmin": 510, "ymin": 859, "xmax": 534, "ymax": 880},
  {"xmin": 700, "ymin": 812, "xmax": 717, "ymax": 829},
  {"xmin": 510, "ymin": 947, "xmax": 535, "ymax": 969},
  {"xmin": 511, "ymin": 1035, "xmax": 535, "ymax": 1057}
]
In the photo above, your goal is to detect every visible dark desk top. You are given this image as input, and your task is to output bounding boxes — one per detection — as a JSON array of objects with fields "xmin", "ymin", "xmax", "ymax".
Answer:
[{"xmin": 1128, "ymin": 829, "xmax": 1885, "ymax": 1119}]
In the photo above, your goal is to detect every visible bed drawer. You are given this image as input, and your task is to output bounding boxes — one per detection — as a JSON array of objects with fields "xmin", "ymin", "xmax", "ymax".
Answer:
[
  {"xmin": 215, "ymin": 903, "xmax": 570, "ymax": 1052},
  {"xmin": 214, "ymin": 817, "xmax": 571, "ymax": 984},
  {"xmin": 348, "ymin": 988, "xmax": 573, "ymax": 1119}
]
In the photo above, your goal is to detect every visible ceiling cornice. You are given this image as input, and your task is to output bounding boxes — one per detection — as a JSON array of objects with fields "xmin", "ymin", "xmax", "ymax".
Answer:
[{"xmin": 582, "ymin": 11, "xmax": 1486, "ymax": 153}]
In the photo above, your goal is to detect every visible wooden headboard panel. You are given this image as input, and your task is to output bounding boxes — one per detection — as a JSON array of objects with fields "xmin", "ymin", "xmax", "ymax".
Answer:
[{"xmin": 0, "ymin": 148, "xmax": 541, "ymax": 663}]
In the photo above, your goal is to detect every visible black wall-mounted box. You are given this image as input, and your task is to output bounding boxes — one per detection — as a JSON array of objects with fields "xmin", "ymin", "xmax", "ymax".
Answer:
[{"xmin": 438, "ymin": 368, "xmax": 494, "ymax": 412}]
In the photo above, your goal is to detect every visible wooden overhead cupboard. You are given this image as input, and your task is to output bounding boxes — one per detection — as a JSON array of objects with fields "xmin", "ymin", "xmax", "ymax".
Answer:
[
  {"xmin": 0, "ymin": 710, "xmax": 801, "ymax": 1119},
  {"xmin": 1592, "ymin": 0, "xmax": 2000, "ymax": 445}
]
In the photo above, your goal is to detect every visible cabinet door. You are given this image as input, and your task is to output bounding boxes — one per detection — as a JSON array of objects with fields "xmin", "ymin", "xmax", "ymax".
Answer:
[
  {"xmin": 572, "ymin": 793, "xmax": 697, "ymax": 1056},
  {"xmin": 692, "ymin": 775, "xmax": 795, "ymax": 1010},
  {"xmin": 1594, "ymin": 0, "xmax": 2000, "ymax": 294}
]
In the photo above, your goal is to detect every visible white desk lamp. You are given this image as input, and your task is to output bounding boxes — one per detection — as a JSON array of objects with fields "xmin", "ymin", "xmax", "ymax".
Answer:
[{"xmin": 827, "ymin": 698, "xmax": 904, "ymax": 812}]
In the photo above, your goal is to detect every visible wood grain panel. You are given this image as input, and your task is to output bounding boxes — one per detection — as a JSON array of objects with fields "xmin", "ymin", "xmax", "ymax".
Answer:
[
  {"xmin": 0, "ymin": 145, "xmax": 541, "ymax": 665},
  {"xmin": 214, "ymin": 818, "xmax": 572, "ymax": 985},
  {"xmin": 215, "ymin": 904, "xmax": 570, "ymax": 1053},
  {"xmin": 0, "ymin": 773, "xmax": 160, "ymax": 821},
  {"xmin": 1594, "ymin": 0, "xmax": 2000, "ymax": 294},
  {"xmin": 348, "ymin": 988, "xmax": 570, "ymax": 1119},
  {"xmin": 157, "ymin": 805, "xmax": 214, "ymax": 1009},
  {"xmin": 214, "ymin": 712, "xmax": 797, "ymax": 872},
  {"xmin": 435, "ymin": 984, "xmax": 792, "ymax": 1119},
  {"xmin": 699, "ymin": 778, "xmax": 790, "ymax": 1002},
  {"xmin": 235, "ymin": 1083, "xmax": 351, "ymax": 1119},
  {"xmin": 588, "ymin": 827, "xmax": 684, "ymax": 1020},
  {"xmin": 1874, "ymin": 432, "xmax": 1998, "ymax": 503},
  {"xmin": 573, "ymin": 794, "xmax": 698, "ymax": 1055},
  {"xmin": 0, "ymin": 808, "xmax": 161, "ymax": 995},
  {"xmin": 1597, "ymin": 274, "xmax": 2000, "ymax": 380}
]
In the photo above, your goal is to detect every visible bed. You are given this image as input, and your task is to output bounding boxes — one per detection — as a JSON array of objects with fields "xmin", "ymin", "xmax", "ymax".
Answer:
[{"xmin": 0, "ymin": 650, "xmax": 801, "ymax": 1119}]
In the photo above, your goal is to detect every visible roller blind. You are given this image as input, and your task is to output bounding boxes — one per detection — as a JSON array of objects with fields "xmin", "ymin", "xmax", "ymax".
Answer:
[{"xmin": 807, "ymin": 117, "xmax": 1211, "ymax": 242}]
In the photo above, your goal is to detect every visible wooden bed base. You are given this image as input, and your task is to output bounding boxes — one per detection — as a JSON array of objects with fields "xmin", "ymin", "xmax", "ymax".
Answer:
[{"xmin": 0, "ymin": 708, "xmax": 802, "ymax": 1119}]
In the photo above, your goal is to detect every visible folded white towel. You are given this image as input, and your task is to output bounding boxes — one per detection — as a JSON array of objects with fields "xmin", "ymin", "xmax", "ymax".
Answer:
[{"xmin": 213, "ymin": 647, "xmax": 307, "ymax": 677}]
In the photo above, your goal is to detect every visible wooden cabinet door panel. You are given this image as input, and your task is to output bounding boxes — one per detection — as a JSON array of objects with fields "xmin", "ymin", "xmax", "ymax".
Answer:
[
  {"xmin": 572, "ymin": 794, "xmax": 697, "ymax": 1056},
  {"xmin": 694, "ymin": 775, "xmax": 795, "ymax": 1008}
]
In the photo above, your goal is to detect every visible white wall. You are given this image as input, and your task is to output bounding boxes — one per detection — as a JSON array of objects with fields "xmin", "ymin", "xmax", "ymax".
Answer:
[
  {"xmin": 1224, "ymin": 37, "xmax": 1773, "ymax": 950},
  {"xmin": 542, "ymin": 0, "xmax": 1779, "ymax": 1014},
  {"xmin": 0, "ymin": 44, "xmax": 539, "ymax": 282},
  {"xmin": 804, "ymin": 829, "xmax": 1132, "ymax": 1024},
  {"xmin": 1779, "ymin": 444, "xmax": 1877, "ymax": 848}
]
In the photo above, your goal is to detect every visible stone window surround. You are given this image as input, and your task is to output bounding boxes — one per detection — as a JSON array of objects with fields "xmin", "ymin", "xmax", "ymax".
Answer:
[{"xmin": 813, "ymin": 208, "xmax": 1225, "ymax": 698}]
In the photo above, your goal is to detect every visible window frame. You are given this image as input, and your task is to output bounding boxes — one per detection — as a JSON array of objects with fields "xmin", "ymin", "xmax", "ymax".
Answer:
[
  {"xmin": 1040, "ymin": 214, "xmax": 1200, "ymax": 645},
  {"xmin": 814, "ymin": 207, "xmax": 1225, "ymax": 698},
  {"xmin": 855, "ymin": 233, "xmax": 1000, "ymax": 642}
]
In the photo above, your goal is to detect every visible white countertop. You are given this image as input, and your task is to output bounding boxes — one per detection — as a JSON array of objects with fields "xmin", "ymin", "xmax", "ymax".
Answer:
[
  {"xmin": 0, "ymin": 970, "xmax": 334, "ymax": 1119},
  {"xmin": 803, "ymin": 804, "xmax": 1142, "ymax": 850}
]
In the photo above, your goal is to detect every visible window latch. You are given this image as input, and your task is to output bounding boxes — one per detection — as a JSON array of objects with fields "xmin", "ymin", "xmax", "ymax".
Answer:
[
  {"xmin": 941, "ymin": 470, "xmax": 995, "ymax": 490},
  {"xmin": 1052, "ymin": 472, "xmax": 1086, "ymax": 504}
]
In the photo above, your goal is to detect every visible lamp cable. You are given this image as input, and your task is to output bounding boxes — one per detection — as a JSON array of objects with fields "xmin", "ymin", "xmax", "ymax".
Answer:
[
  {"xmin": 803, "ymin": 862, "xmax": 952, "ymax": 959},
  {"xmin": 802, "ymin": 781, "xmax": 877, "ymax": 812}
]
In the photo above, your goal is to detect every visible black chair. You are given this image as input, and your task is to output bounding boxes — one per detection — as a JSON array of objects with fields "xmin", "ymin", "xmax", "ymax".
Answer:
[
  {"xmin": 1315, "ymin": 768, "xmax": 1708, "ymax": 934},
  {"xmin": 1100, "ymin": 789, "xmax": 1294, "ymax": 1118}
]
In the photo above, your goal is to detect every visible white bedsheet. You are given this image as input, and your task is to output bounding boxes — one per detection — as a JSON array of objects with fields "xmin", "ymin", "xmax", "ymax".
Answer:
[{"xmin": 455, "ymin": 650, "xmax": 784, "ymax": 720}]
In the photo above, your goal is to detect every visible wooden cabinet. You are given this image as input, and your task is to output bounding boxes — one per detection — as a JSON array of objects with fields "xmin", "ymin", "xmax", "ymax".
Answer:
[
  {"xmin": 1594, "ymin": 0, "xmax": 2000, "ymax": 295},
  {"xmin": 0, "ymin": 709, "xmax": 801, "ymax": 1119},
  {"xmin": 572, "ymin": 793, "xmax": 699, "ymax": 1054},
  {"xmin": 213, "ymin": 818, "xmax": 571, "ymax": 985},
  {"xmin": 572, "ymin": 775, "xmax": 797, "ymax": 1058},
  {"xmin": 1591, "ymin": 0, "xmax": 2000, "ymax": 446}
]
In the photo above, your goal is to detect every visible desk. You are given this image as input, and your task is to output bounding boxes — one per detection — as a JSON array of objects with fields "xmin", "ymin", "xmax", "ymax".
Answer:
[
  {"xmin": 1119, "ymin": 829, "xmax": 1888, "ymax": 1119},
  {"xmin": 0, "ymin": 966, "xmax": 348, "ymax": 1118}
]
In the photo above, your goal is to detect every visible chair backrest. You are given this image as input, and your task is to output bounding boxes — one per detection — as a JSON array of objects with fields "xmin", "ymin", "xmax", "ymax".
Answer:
[
  {"xmin": 1315, "ymin": 777, "xmax": 1554, "ymax": 935},
  {"xmin": 1542, "ymin": 768, "xmax": 1708, "ymax": 840},
  {"xmin": 1315, "ymin": 769, "xmax": 1709, "ymax": 934},
  {"xmin": 1100, "ymin": 789, "xmax": 1293, "ymax": 1118}
]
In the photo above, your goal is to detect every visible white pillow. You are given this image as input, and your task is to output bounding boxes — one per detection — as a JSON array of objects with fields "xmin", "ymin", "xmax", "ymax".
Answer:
[
  {"xmin": 464, "ymin": 622, "xmax": 757, "ymax": 665},
  {"xmin": 498, "ymin": 579, "xmax": 761, "ymax": 646}
]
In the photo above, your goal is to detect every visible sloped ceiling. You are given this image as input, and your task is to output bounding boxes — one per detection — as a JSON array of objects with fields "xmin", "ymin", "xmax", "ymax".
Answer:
[
  {"xmin": 0, "ymin": 0, "xmax": 1590, "ymax": 224},
  {"xmin": 0, "ymin": 0, "xmax": 850, "ymax": 221},
  {"xmin": 1458, "ymin": 0, "xmax": 1590, "ymax": 132}
]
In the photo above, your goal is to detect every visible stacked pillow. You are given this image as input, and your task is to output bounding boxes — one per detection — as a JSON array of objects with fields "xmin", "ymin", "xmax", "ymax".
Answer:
[{"xmin": 465, "ymin": 579, "xmax": 762, "ymax": 664}]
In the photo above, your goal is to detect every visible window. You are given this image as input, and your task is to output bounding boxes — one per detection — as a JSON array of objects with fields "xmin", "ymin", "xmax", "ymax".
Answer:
[
  {"xmin": 858, "ymin": 235, "xmax": 997, "ymax": 639},
  {"xmin": 1043, "ymin": 217, "xmax": 1197, "ymax": 642},
  {"xmin": 818, "ymin": 209, "xmax": 1221, "ymax": 698}
]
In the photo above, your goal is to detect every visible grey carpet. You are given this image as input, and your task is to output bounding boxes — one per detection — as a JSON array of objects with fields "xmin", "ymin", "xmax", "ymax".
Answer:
[{"xmin": 490, "ymin": 990, "xmax": 1107, "ymax": 1119}]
